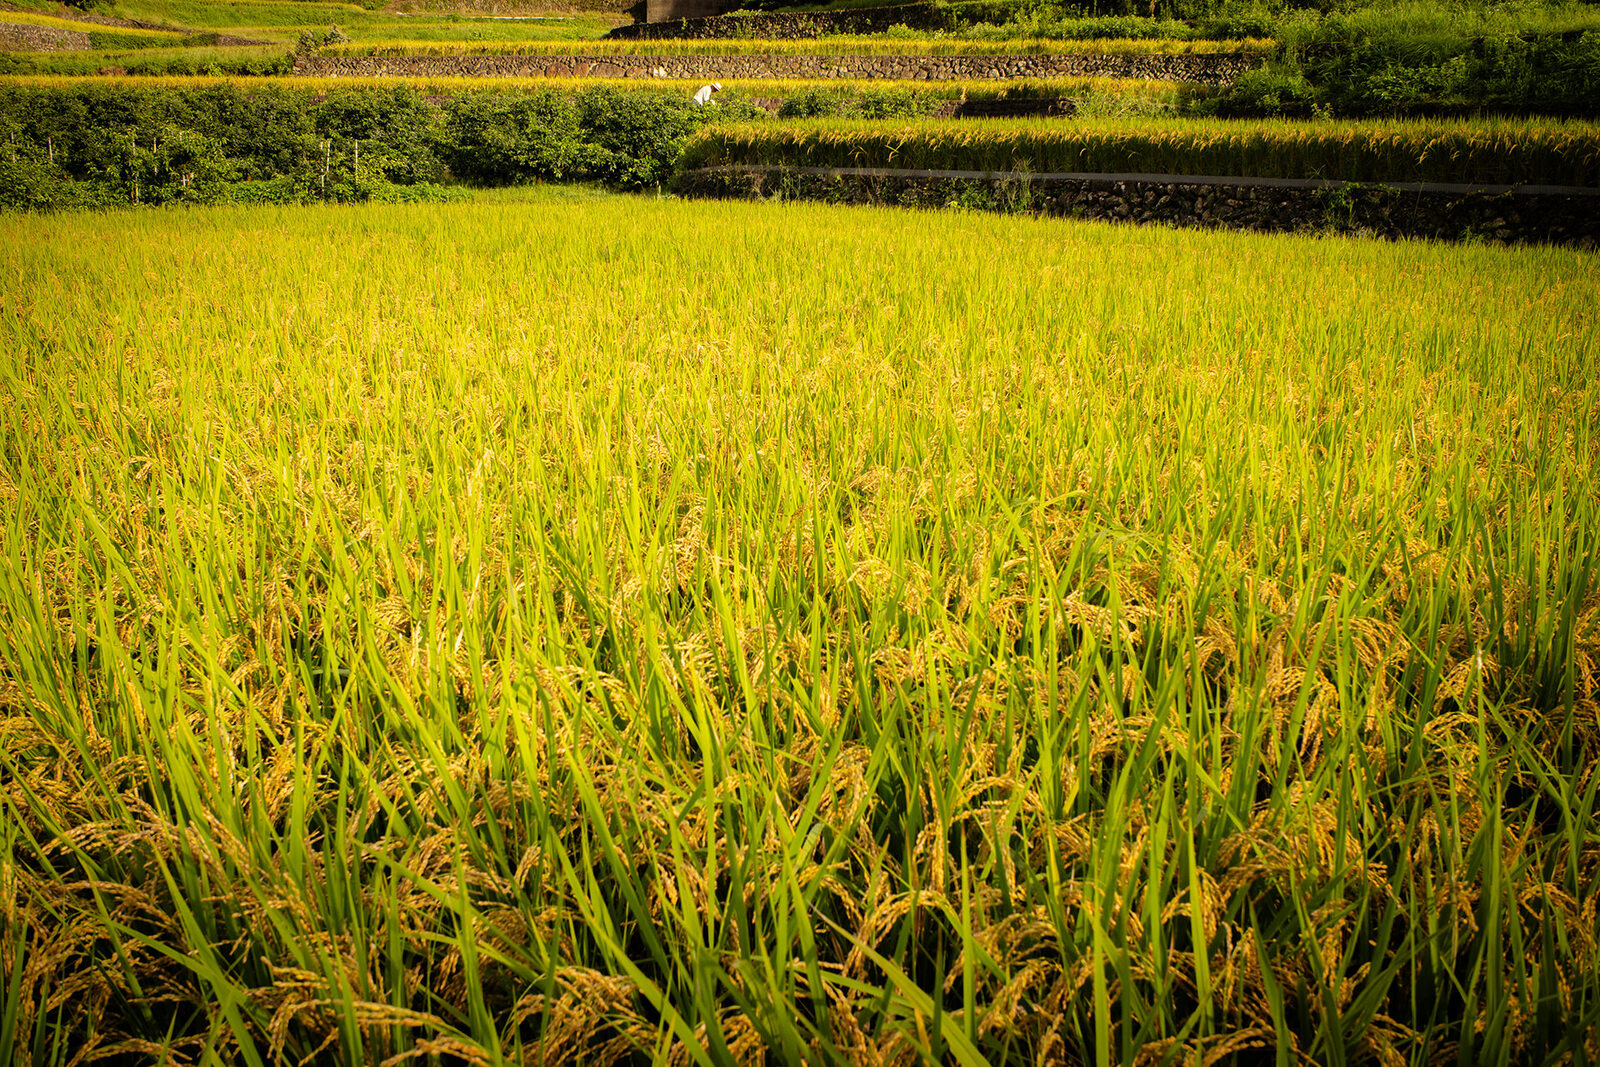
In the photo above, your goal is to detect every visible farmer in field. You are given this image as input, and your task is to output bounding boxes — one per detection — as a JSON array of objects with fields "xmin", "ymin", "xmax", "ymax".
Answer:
[{"xmin": 692, "ymin": 82, "xmax": 723, "ymax": 107}]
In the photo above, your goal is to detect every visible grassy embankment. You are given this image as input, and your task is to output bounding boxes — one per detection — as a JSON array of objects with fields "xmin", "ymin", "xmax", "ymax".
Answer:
[
  {"xmin": 1, "ymin": 192, "xmax": 1597, "ymax": 1065},
  {"xmin": 0, "ymin": 8, "xmax": 186, "ymax": 40},
  {"xmin": 0, "ymin": 0, "xmax": 624, "ymax": 75},
  {"xmin": 4, "ymin": 0, "xmax": 623, "ymax": 42}
]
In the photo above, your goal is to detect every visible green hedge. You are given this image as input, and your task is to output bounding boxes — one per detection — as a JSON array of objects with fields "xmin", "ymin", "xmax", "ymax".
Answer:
[
  {"xmin": 0, "ymin": 83, "xmax": 729, "ymax": 211},
  {"xmin": 682, "ymin": 115, "xmax": 1600, "ymax": 186}
]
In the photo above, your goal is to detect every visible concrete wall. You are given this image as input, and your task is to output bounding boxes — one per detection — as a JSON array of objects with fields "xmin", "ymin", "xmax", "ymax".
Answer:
[
  {"xmin": 296, "ymin": 51, "xmax": 1254, "ymax": 85},
  {"xmin": 0, "ymin": 21, "xmax": 90, "ymax": 52}
]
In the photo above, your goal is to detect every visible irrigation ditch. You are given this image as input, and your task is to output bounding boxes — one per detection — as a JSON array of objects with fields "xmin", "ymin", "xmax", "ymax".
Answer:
[{"xmin": 677, "ymin": 164, "xmax": 1600, "ymax": 245}]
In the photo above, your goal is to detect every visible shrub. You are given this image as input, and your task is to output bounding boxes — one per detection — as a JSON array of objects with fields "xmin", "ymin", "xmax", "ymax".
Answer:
[
  {"xmin": 778, "ymin": 87, "xmax": 850, "ymax": 118},
  {"xmin": 576, "ymin": 85, "xmax": 705, "ymax": 189},
  {"xmin": 438, "ymin": 90, "xmax": 593, "ymax": 184},
  {"xmin": 1211, "ymin": 65, "xmax": 1320, "ymax": 116}
]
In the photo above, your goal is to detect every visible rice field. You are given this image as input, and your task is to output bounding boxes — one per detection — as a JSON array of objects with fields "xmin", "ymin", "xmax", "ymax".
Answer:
[
  {"xmin": 0, "ymin": 72, "xmax": 1195, "ymax": 103},
  {"xmin": 1, "ymin": 190, "xmax": 1598, "ymax": 1065}
]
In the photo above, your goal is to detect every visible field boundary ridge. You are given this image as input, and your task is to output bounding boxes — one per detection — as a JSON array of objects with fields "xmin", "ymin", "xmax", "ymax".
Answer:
[{"xmin": 293, "ymin": 51, "xmax": 1251, "ymax": 83}]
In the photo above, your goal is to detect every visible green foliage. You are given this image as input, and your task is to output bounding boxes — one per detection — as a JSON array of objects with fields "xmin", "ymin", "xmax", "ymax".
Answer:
[
  {"xmin": 1209, "ymin": 63, "xmax": 1319, "ymax": 115},
  {"xmin": 777, "ymin": 86, "xmax": 852, "ymax": 116},
  {"xmin": 958, "ymin": 13, "xmax": 1206, "ymax": 40},
  {"xmin": 1263, "ymin": 10, "xmax": 1600, "ymax": 115},
  {"xmin": 777, "ymin": 86, "xmax": 943, "ymax": 118},
  {"xmin": 576, "ymin": 84, "xmax": 707, "ymax": 188},
  {"xmin": 1191, "ymin": 3, "xmax": 1600, "ymax": 116},
  {"xmin": 295, "ymin": 22, "xmax": 352, "ymax": 53},
  {"xmin": 437, "ymin": 88, "xmax": 595, "ymax": 183},
  {"xmin": 0, "ymin": 84, "xmax": 447, "ymax": 207},
  {"xmin": 435, "ymin": 86, "xmax": 709, "ymax": 189},
  {"xmin": 0, "ymin": 83, "xmax": 733, "ymax": 210},
  {"xmin": 314, "ymin": 87, "xmax": 445, "ymax": 184}
]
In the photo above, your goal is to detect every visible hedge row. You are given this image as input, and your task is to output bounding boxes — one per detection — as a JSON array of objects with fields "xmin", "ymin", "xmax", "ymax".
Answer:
[{"xmin": 0, "ymin": 84, "xmax": 723, "ymax": 210}]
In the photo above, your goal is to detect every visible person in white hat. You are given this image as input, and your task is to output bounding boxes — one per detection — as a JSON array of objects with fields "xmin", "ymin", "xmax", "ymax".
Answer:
[{"xmin": 692, "ymin": 82, "xmax": 722, "ymax": 106}]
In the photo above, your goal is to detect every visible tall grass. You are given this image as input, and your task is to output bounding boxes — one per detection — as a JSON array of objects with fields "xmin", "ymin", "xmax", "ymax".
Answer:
[
  {"xmin": 94, "ymin": 0, "xmax": 621, "ymax": 38},
  {"xmin": 0, "ymin": 10, "xmax": 185, "ymax": 38},
  {"xmin": 1275, "ymin": 0, "xmax": 1600, "ymax": 51},
  {"xmin": 684, "ymin": 114, "xmax": 1600, "ymax": 184},
  {"xmin": 0, "ymin": 45, "xmax": 291, "ymax": 76},
  {"xmin": 0, "ymin": 192, "xmax": 1597, "ymax": 1064}
]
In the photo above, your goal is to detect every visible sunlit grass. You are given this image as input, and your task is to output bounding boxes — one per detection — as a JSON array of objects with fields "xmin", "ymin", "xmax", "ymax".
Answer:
[
  {"xmin": 77, "ymin": 0, "xmax": 623, "ymax": 39},
  {"xmin": 0, "ymin": 9, "xmax": 184, "ymax": 37},
  {"xmin": 0, "ymin": 190, "xmax": 1596, "ymax": 1064},
  {"xmin": 0, "ymin": 71, "xmax": 1192, "ymax": 101}
]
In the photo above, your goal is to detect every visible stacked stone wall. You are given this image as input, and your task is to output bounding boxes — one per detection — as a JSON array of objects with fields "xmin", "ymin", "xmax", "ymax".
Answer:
[
  {"xmin": 678, "ymin": 166, "xmax": 1600, "ymax": 247},
  {"xmin": 0, "ymin": 21, "xmax": 90, "ymax": 52},
  {"xmin": 297, "ymin": 51, "xmax": 1252, "ymax": 84}
]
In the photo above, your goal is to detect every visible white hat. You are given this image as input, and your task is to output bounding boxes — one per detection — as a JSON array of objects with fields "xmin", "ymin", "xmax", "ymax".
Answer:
[{"xmin": 712, "ymin": 82, "xmax": 722, "ymax": 91}]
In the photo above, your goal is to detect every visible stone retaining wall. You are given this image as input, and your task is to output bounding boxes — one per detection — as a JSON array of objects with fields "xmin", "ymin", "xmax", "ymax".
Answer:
[
  {"xmin": 297, "ymin": 51, "xmax": 1252, "ymax": 84},
  {"xmin": 618, "ymin": 3, "xmax": 942, "ymax": 38},
  {"xmin": 678, "ymin": 167, "xmax": 1600, "ymax": 247},
  {"xmin": 0, "ymin": 20, "xmax": 89, "ymax": 52}
]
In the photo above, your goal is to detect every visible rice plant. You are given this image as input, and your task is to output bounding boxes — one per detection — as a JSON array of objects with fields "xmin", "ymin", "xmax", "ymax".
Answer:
[
  {"xmin": 0, "ymin": 72, "xmax": 1197, "ymax": 105},
  {"xmin": 684, "ymin": 114, "xmax": 1600, "ymax": 186},
  {"xmin": 0, "ymin": 192, "xmax": 1596, "ymax": 1065}
]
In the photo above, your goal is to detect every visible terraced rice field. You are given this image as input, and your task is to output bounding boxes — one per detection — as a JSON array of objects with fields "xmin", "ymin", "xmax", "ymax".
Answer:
[
  {"xmin": 0, "ymin": 71, "xmax": 1195, "ymax": 103},
  {"xmin": 682, "ymin": 114, "xmax": 1600, "ymax": 186},
  {"xmin": 1, "ymin": 191, "xmax": 1597, "ymax": 1064}
]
